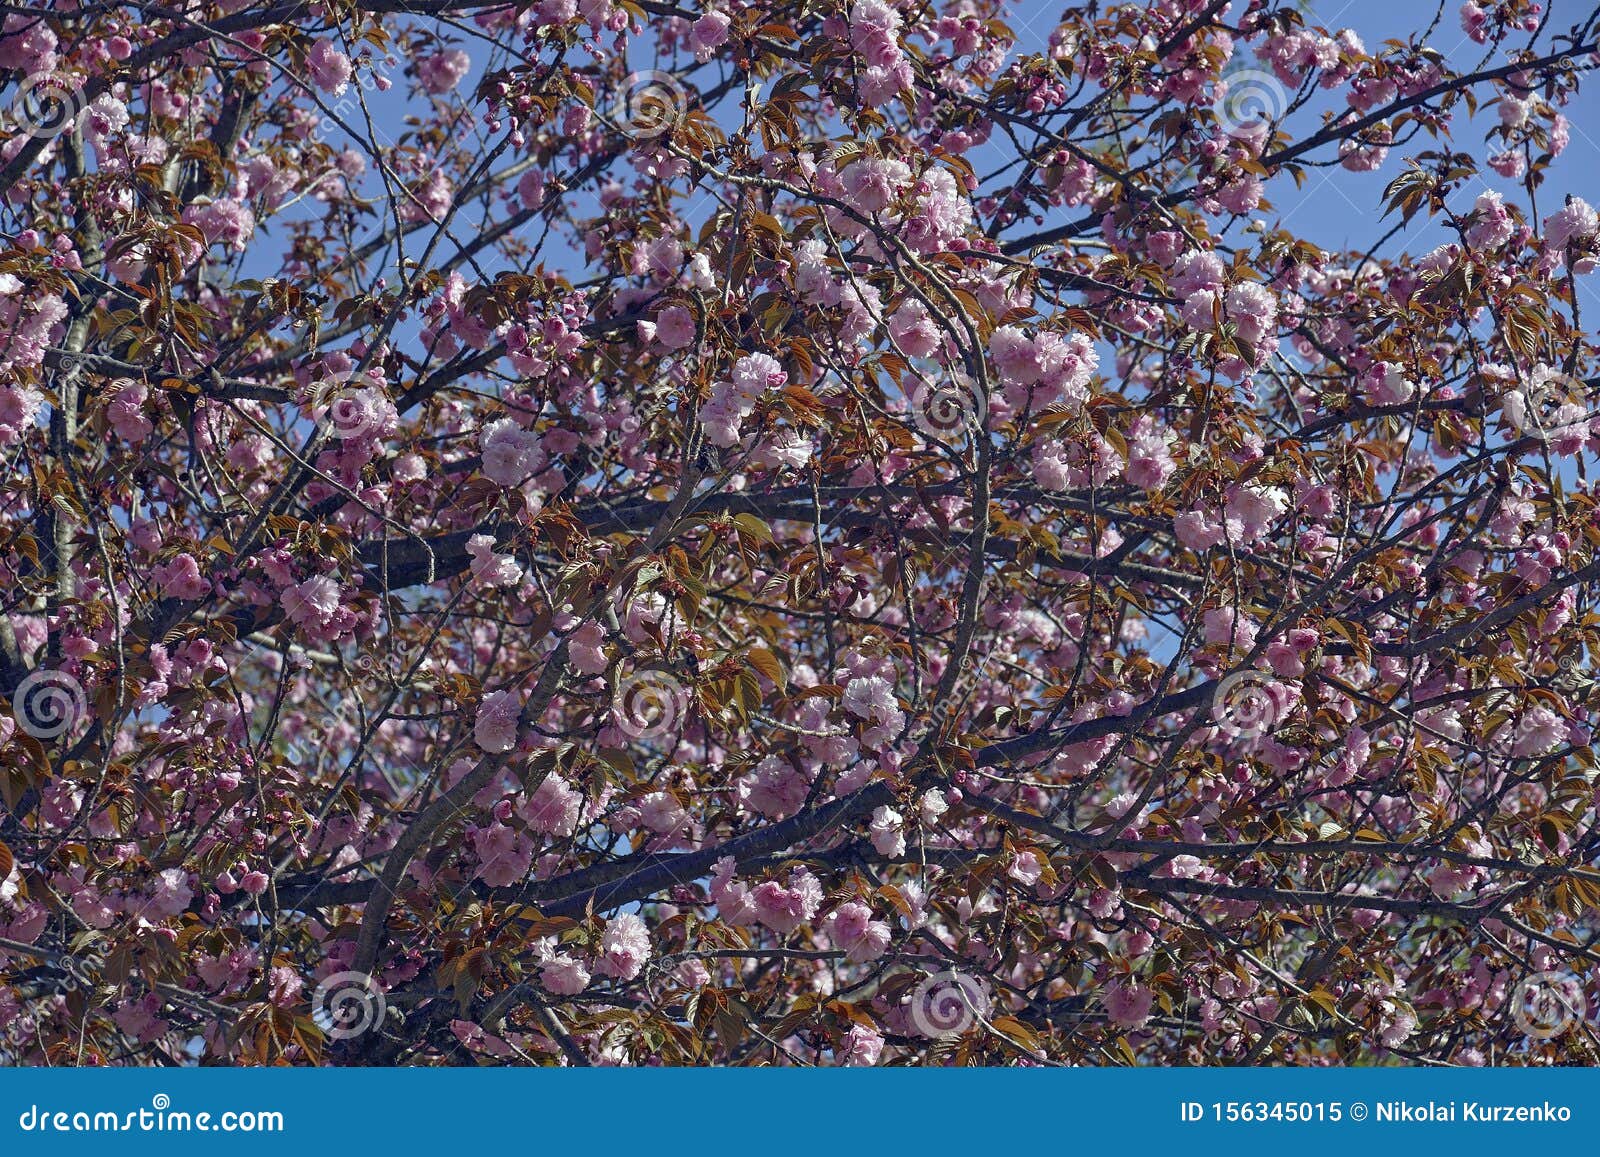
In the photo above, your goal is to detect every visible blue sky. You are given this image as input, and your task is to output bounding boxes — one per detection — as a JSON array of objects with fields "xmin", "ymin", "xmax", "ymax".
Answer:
[{"xmin": 273, "ymin": 1, "xmax": 1600, "ymax": 313}]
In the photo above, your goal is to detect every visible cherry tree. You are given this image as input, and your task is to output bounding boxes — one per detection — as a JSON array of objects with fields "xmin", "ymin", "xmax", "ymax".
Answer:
[{"xmin": 2, "ymin": 0, "xmax": 1600, "ymax": 1066}]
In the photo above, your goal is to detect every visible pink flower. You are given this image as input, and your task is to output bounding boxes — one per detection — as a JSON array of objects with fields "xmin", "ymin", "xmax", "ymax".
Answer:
[
  {"xmin": 1545, "ymin": 196, "xmax": 1599, "ymax": 272},
  {"xmin": 697, "ymin": 351, "xmax": 786, "ymax": 446},
  {"xmin": 744, "ymin": 755, "xmax": 808, "ymax": 819},
  {"xmin": 1377, "ymin": 1002, "xmax": 1418, "ymax": 1048},
  {"xmin": 887, "ymin": 299, "xmax": 940, "ymax": 358},
  {"xmin": 402, "ymin": 170, "xmax": 453, "ymax": 224},
  {"xmin": 731, "ymin": 351, "xmax": 787, "ymax": 395},
  {"xmin": 467, "ymin": 533, "xmax": 524, "ymax": 588},
  {"xmin": 1203, "ymin": 606, "xmax": 1259, "ymax": 654},
  {"xmin": 869, "ymin": 805, "xmax": 905, "ymax": 857},
  {"xmin": 690, "ymin": 10, "xmax": 730, "ymax": 59},
  {"xmin": 824, "ymin": 901, "xmax": 892, "ymax": 962},
  {"xmin": 842, "ymin": 675, "xmax": 897, "ymax": 723},
  {"xmin": 709, "ymin": 857, "xmax": 761, "ymax": 926},
  {"xmin": 654, "ymin": 304, "xmax": 696, "ymax": 349},
  {"xmin": 183, "ymin": 197, "xmax": 256, "ymax": 252},
  {"xmin": 474, "ymin": 689, "xmax": 521, "ymax": 753},
  {"xmin": 80, "ymin": 93, "xmax": 128, "ymax": 150},
  {"xmin": 1508, "ymin": 705, "xmax": 1564, "ymax": 757},
  {"xmin": 1215, "ymin": 173, "xmax": 1263, "ymax": 214},
  {"xmin": 638, "ymin": 791, "xmax": 690, "ymax": 838},
  {"xmin": 1102, "ymin": 979, "xmax": 1154, "ymax": 1030},
  {"xmin": 1174, "ymin": 507, "xmax": 1226, "ymax": 552},
  {"xmin": 520, "ymin": 772, "xmax": 582, "ymax": 836},
  {"xmin": 1007, "ymin": 851, "xmax": 1043, "ymax": 887},
  {"xmin": 751, "ymin": 868, "xmax": 823, "ymax": 934},
  {"xmin": 1361, "ymin": 361, "xmax": 1415, "ymax": 406},
  {"xmin": 107, "ymin": 380, "xmax": 151, "ymax": 442},
  {"xmin": 1465, "ymin": 190, "xmax": 1514, "ymax": 251},
  {"xmin": 307, "ymin": 39, "xmax": 352, "ymax": 96},
  {"xmin": 1171, "ymin": 251, "xmax": 1226, "ymax": 297},
  {"xmin": 989, "ymin": 325, "xmax": 1097, "ymax": 412},
  {"xmin": 142, "ymin": 868, "xmax": 193, "ymax": 919},
  {"xmin": 268, "ymin": 965, "xmax": 302, "ymax": 1006},
  {"xmin": 837, "ymin": 1024, "xmax": 884, "ymax": 1065},
  {"xmin": 1488, "ymin": 149, "xmax": 1526, "ymax": 179},
  {"xmin": 417, "ymin": 48, "xmax": 470, "ymax": 94},
  {"xmin": 840, "ymin": 156, "xmax": 911, "ymax": 213},
  {"xmin": 153, "ymin": 552, "xmax": 210, "ymax": 601},
  {"xmin": 480, "ymin": 418, "xmax": 546, "ymax": 487},
  {"xmin": 392, "ymin": 453, "xmax": 426, "ymax": 483},
  {"xmin": 1266, "ymin": 640, "xmax": 1305, "ymax": 677},
  {"xmin": 1146, "ymin": 231, "xmax": 1182, "ymax": 265},
  {"xmin": 596, "ymin": 912, "xmax": 651, "ymax": 979},
  {"xmin": 1224, "ymin": 483, "xmax": 1288, "ymax": 545},
  {"xmin": 282, "ymin": 574, "xmax": 341, "ymax": 627},
  {"xmin": 0, "ymin": 284, "xmax": 67, "ymax": 375},
  {"xmin": 540, "ymin": 954, "xmax": 591, "ymax": 995},
  {"xmin": 902, "ymin": 167, "xmax": 972, "ymax": 254},
  {"xmin": 1124, "ymin": 415, "xmax": 1175, "ymax": 490},
  {"xmin": 471, "ymin": 823, "xmax": 533, "ymax": 886},
  {"xmin": 567, "ymin": 622, "xmax": 608, "ymax": 675},
  {"xmin": 1339, "ymin": 132, "xmax": 1391, "ymax": 172}
]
